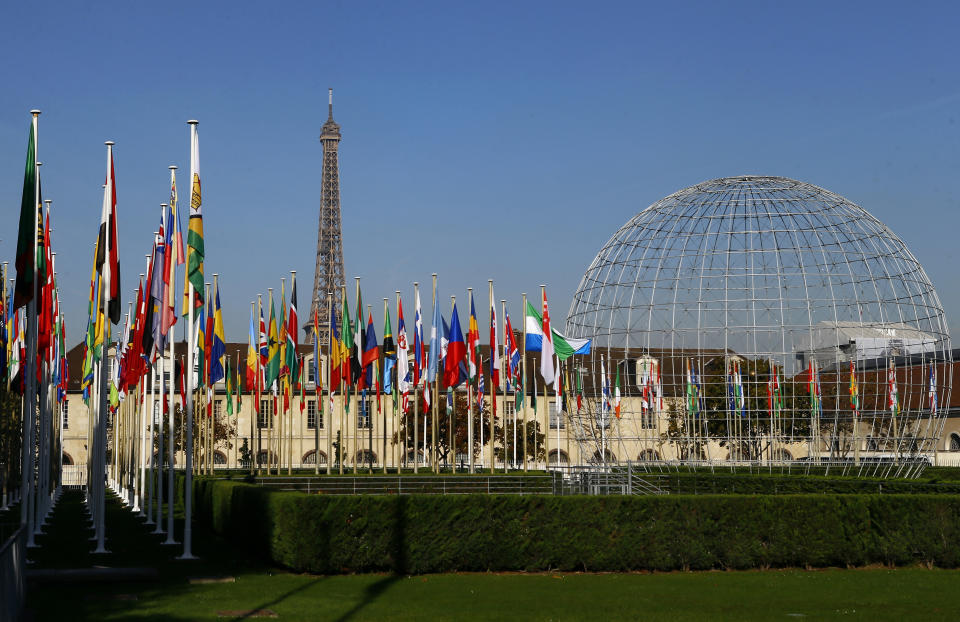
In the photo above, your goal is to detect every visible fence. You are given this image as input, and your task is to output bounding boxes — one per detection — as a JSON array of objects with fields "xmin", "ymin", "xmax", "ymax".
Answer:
[
  {"xmin": 252, "ymin": 474, "xmax": 558, "ymax": 495},
  {"xmin": 0, "ymin": 526, "xmax": 25, "ymax": 622},
  {"xmin": 62, "ymin": 464, "xmax": 87, "ymax": 488}
]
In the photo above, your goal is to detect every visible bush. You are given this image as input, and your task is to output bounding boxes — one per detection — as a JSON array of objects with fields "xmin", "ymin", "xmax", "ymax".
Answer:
[{"xmin": 190, "ymin": 479, "xmax": 960, "ymax": 573}]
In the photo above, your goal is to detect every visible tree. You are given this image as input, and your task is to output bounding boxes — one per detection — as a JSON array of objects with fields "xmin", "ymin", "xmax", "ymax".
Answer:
[
  {"xmin": 494, "ymin": 418, "xmax": 545, "ymax": 465},
  {"xmin": 0, "ymin": 385, "xmax": 23, "ymax": 491},
  {"xmin": 394, "ymin": 390, "xmax": 494, "ymax": 467}
]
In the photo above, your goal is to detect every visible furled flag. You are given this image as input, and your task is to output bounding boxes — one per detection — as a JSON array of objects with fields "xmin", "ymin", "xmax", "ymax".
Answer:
[
  {"xmin": 329, "ymin": 302, "xmax": 343, "ymax": 389},
  {"xmin": 14, "ymin": 119, "xmax": 37, "ymax": 310},
  {"xmin": 849, "ymin": 360, "xmax": 859, "ymax": 417},
  {"xmin": 928, "ymin": 363, "xmax": 938, "ymax": 415},
  {"xmin": 467, "ymin": 293, "xmax": 480, "ymax": 383},
  {"xmin": 413, "ymin": 290, "xmax": 423, "ymax": 387},
  {"xmin": 225, "ymin": 356, "xmax": 235, "ymax": 415},
  {"xmin": 807, "ymin": 361, "xmax": 820, "ymax": 419},
  {"xmin": 489, "ymin": 287, "xmax": 500, "ymax": 388},
  {"xmin": 184, "ymin": 124, "xmax": 204, "ymax": 313},
  {"xmin": 397, "ymin": 296, "xmax": 410, "ymax": 406},
  {"xmin": 265, "ymin": 292, "xmax": 280, "ymax": 393},
  {"xmin": 340, "ymin": 293, "xmax": 353, "ymax": 387},
  {"xmin": 148, "ymin": 207, "xmax": 167, "ymax": 353},
  {"xmin": 686, "ymin": 358, "xmax": 699, "ymax": 418},
  {"xmin": 576, "ymin": 367, "xmax": 583, "ymax": 412},
  {"xmin": 524, "ymin": 301, "xmax": 590, "ymax": 361},
  {"xmin": 96, "ymin": 144, "xmax": 122, "ymax": 324},
  {"xmin": 383, "ymin": 307, "xmax": 396, "ymax": 395},
  {"xmin": 286, "ymin": 275, "xmax": 299, "ymax": 380},
  {"xmin": 161, "ymin": 170, "xmax": 183, "ymax": 335},
  {"xmin": 352, "ymin": 288, "xmax": 364, "ymax": 385},
  {"xmin": 362, "ymin": 311, "xmax": 379, "ymax": 389},
  {"xmin": 247, "ymin": 307, "xmax": 258, "ymax": 389},
  {"xmin": 601, "ymin": 356, "xmax": 610, "ymax": 414},
  {"xmin": 504, "ymin": 310, "xmax": 521, "ymax": 386},
  {"xmin": 178, "ymin": 356, "xmax": 187, "ymax": 410},
  {"xmin": 613, "ymin": 365, "xmax": 621, "ymax": 418},
  {"xmin": 888, "ymin": 359, "xmax": 899, "ymax": 416},
  {"xmin": 444, "ymin": 302, "xmax": 466, "ymax": 389},
  {"xmin": 209, "ymin": 283, "xmax": 226, "ymax": 385},
  {"xmin": 427, "ymin": 290, "xmax": 442, "ymax": 383},
  {"xmin": 539, "ymin": 290, "xmax": 555, "ymax": 386},
  {"xmin": 313, "ymin": 305, "xmax": 322, "ymax": 394}
]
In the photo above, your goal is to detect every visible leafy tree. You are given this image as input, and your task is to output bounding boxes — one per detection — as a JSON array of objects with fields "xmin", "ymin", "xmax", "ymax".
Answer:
[{"xmin": 394, "ymin": 390, "xmax": 494, "ymax": 467}]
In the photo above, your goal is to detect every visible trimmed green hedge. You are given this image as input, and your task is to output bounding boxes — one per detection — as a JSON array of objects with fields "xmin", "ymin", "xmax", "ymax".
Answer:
[
  {"xmin": 656, "ymin": 472, "xmax": 960, "ymax": 495},
  {"xmin": 191, "ymin": 479, "xmax": 960, "ymax": 573}
]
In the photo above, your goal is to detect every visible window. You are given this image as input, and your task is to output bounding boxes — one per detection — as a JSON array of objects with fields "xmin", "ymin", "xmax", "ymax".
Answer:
[
  {"xmin": 213, "ymin": 400, "xmax": 223, "ymax": 418},
  {"xmin": 258, "ymin": 399, "xmax": 274, "ymax": 428},
  {"xmin": 548, "ymin": 449, "xmax": 569, "ymax": 465},
  {"xmin": 355, "ymin": 449, "xmax": 377, "ymax": 465},
  {"xmin": 548, "ymin": 401, "xmax": 564, "ymax": 429},
  {"xmin": 212, "ymin": 451, "xmax": 227, "ymax": 465},
  {"xmin": 302, "ymin": 450, "xmax": 327, "ymax": 465},
  {"xmin": 641, "ymin": 406, "xmax": 655, "ymax": 429},
  {"xmin": 307, "ymin": 400, "xmax": 323, "ymax": 429},
  {"xmin": 503, "ymin": 400, "xmax": 516, "ymax": 418},
  {"xmin": 61, "ymin": 401, "xmax": 69, "ymax": 430},
  {"xmin": 357, "ymin": 399, "xmax": 373, "ymax": 429},
  {"xmin": 950, "ymin": 434, "xmax": 960, "ymax": 452}
]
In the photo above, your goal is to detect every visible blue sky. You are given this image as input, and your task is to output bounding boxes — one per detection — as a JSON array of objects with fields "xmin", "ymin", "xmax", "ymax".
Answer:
[{"xmin": 1, "ymin": 1, "xmax": 958, "ymax": 344}]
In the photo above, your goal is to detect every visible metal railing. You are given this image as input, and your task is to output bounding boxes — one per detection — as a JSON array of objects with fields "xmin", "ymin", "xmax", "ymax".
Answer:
[
  {"xmin": 253, "ymin": 474, "xmax": 558, "ymax": 496},
  {"xmin": 62, "ymin": 464, "xmax": 88, "ymax": 488},
  {"xmin": 0, "ymin": 525, "xmax": 26, "ymax": 622},
  {"xmin": 549, "ymin": 463, "xmax": 668, "ymax": 496}
]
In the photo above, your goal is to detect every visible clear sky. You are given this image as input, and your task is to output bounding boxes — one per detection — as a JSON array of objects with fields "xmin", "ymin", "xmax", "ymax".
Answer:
[{"xmin": 1, "ymin": 1, "xmax": 958, "ymax": 345}]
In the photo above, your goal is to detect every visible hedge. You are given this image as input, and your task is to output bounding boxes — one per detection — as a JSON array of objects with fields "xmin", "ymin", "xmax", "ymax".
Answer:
[
  {"xmin": 656, "ymin": 472, "xmax": 960, "ymax": 495},
  {"xmin": 190, "ymin": 479, "xmax": 960, "ymax": 573}
]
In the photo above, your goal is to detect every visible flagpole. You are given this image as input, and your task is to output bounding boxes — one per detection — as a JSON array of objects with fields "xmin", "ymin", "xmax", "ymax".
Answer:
[
  {"xmin": 467, "ymin": 288, "xmax": 475, "ymax": 474},
  {"xmin": 413, "ymin": 282, "xmax": 420, "ymax": 474},
  {"xmin": 431, "ymin": 274, "xmax": 439, "ymax": 474},
  {"xmin": 487, "ymin": 280, "xmax": 494, "ymax": 473},
  {"xmin": 502, "ymin": 299, "xmax": 512, "ymax": 470},
  {"xmin": 367, "ymin": 302, "xmax": 374, "ymax": 473},
  {"xmin": 164, "ymin": 165, "xmax": 178, "ymax": 544},
  {"xmin": 22, "ymin": 111, "xmax": 40, "ymax": 547},
  {"xmin": 325, "ymin": 291, "xmax": 333, "ymax": 475},
  {"xmin": 395, "ymin": 290, "xmax": 402, "ymax": 472},
  {"xmin": 521, "ymin": 293, "xmax": 527, "ymax": 472},
  {"xmin": 288, "ymin": 272, "xmax": 295, "ymax": 476},
  {"xmin": 354, "ymin": 276, "xmax": 361, "ymax": 475},
  {"xmin": 266, "ymin": 287, "xmax": 274, "ymax": 476},
  {"xmin": 383, "ymin": 297, "xmax": 389, "ymax": 474},
  {"xmin": 339, "ymin": 286, "xmax": 346, "ymax": 475}
]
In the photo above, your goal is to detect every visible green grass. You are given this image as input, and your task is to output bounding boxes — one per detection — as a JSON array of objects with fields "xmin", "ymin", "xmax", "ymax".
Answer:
[
  {"xmin": 22, "ymin": 490, "xmax": 960, "ymax": 621},
  {"xmin": 27, "ymin": 566, "xmax": 960, "ymax": 621}
]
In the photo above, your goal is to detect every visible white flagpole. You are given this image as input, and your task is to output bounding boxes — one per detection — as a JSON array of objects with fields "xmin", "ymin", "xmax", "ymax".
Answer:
[
  {"xmin": 467, "ymin": 287, "xmax": 474, "ymax": 474},
  {"xmin": 22, "ymin": 112, "xmax": 40, "ymax": 547},
  {"xmin": 179, "ymin": 121, "xmax": 198, "ymax": 560},
  {"xmin": 165, "ymin": 167, "xmax": 179, "ymax": 544}
]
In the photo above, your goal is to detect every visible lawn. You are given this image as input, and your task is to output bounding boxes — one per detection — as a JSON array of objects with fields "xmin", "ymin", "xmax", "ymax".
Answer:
[{"xmin": 22, "ymin": 489, "xmax": 960, "ymax": 621}]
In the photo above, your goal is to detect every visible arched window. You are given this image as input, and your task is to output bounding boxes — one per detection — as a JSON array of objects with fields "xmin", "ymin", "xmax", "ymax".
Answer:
[
  {"xmin": 547, "ymin": 449, "xmax": 569, "ymax": 465},
  {"xmin": 950, "ymin": 433, "xmax": 960, "ymax": 452},
  {"xmin": 256, "ymin": 450, "xmax": 275, "ymax": 465},
  {"xmin": 355, "ymin": 450, "xmax": 377, "ymax": 465},
  {"xmin": 61, "ymin": 451, "xmax": 74, "ymax": 466},
  {"xmin": 637, "ymin": 449, "xmax": 660, "ymax": 461},
  {"xmin": 407, "ymin": 450, "xmax": 427, "ymax": 465},
  {"xmin": 212, "ymin": 451, "xmax": 227, "ymax": 465},
  {"xmin": 589, "ymin": 449, "xmax": 617, "ymax": 464},
  {"xmin": 302, "ymin": 450, "xmax": 328, "ymax": 465}
]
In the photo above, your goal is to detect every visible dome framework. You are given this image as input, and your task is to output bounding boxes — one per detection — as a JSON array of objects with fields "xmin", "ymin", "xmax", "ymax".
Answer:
[{"xmin": 565, "ymin": 176, "xmax": 951, "ymax": 477}]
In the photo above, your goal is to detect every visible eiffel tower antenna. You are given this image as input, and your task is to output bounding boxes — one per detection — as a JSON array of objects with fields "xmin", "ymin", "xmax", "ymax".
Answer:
[{"xmin": 306, "ymin": 87, "xmax": 345, "ymax": 344}]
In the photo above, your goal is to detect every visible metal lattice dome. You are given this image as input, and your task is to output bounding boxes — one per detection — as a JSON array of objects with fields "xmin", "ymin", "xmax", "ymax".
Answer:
[{"xmin": 565, "ymin": 175, "xmax": 951, "ymax": 475}]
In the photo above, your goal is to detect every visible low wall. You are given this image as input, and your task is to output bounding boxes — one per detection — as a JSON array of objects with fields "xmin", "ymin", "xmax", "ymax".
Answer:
[{"xmin": 192, "ymin": 479, "xmax": 960, "ymax": 574}]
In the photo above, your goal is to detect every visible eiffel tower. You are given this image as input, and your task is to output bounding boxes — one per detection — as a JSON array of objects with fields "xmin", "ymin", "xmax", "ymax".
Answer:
[{"xmin": 306, "ymin": 88, "xmax": 345, "ymax": 345}]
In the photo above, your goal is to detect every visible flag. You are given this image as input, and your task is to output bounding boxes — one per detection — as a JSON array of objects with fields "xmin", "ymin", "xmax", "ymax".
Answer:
[
  {"xmin": 613, "ymin": 366, "xmax": 621, "ymax": 418},
  {"xmin": 300, "ymin": 356, "xmax": 307, "ymax": 414},
  {"xmin": 149, "ymin": 208, "xmax": 167, "ymax": 352},
  {"xmin": 209, "ymin": 283, "xmax": 226, "ymax": 385},
  {"xmin": 247, "ymin": 307, "xmax": 258, "ymax": 389},
  {"xmin": 286, "ymin": 275, "xmax": 299, "ymax": 379},
  {"xmin": 178, "ymin": 357, "xmax": 187, "ymax": 410},
  {"xmin": 184, "ymin": 124, "xmax": 204, "ymax": 313},
  {"xmin": 340, "ymin": 294, "xmax": 353, "ymax": 386},
  {"xmin": 383, "ymin": 307, "xmax": 396, "ymax": 395},
  {"xmin": 524, "ymin": 301, "xmax": 591, "ymax": 360},
  {"xmin": 928, "ymin": 364, "xmax": 938, "ymax": 415},
  {"xmin": 539, "ymin": 290, "xmax": 556, "ymax": 386},
  {"xmin": 504, "ymin": 310, "xmax": 520, "ymax": 385},
  {"xmin": 888, "ymin": 360, "xmax": 899, "ymax": 416},
  {"xmin": 352, "ymin": 288, "xmax": 364, "ymax": 385},
  {"xmin": 330, "ymin": 303, "xmax": 344, "ymax": 389},
  {"xmin": 96, "ymin": 145, "xmax": 121, "ymax": 324},
  {"xmin": 265, "ymin": 292, "xmax": 280, "ymax": 392},
  {"xmin": 576, "ymin": 367, "xmax": 583, "ymax": 412},
  {"xmin": 362, "ymin": 312, "xmax": 379, "ymax": 389},
  {"xmin": 397, "ymin": 295, "xmax": 410, "ymax": 399},
  {"xmin": 427, "ymin": 291, "xmax": 442, "ymax": 383},
  {"xmin": 849, "ymin": 360, "xmax": 859, "ymax": 415},
  {"xmin": 489, "ymin": 288, "xmax": 500, "ymax": 388},
  {"xmin": 14, "ymin": 120, "xmax": 37, "ymax": 310},
  {"xmin": 225, "ymin": 356, "xmax": 235, "ymax": 415},
  {"xmin": 161, "ymin": 171, "xmax": 182, "ymax": 335},
  {"xmin": 313, "ymin": 305, "xmax": 322, "ymax": 393},
  {"xmin": 444, "ymin": 302, "xmax": 466, "ymax": 389},
  {"xmin": 413, "ymin": 289, "xmax": 425, "ymax": 386},
  {"xmin": 467, "ymin": 293, "xmax": 480, "ymax": 382},
  {"xmin": 204, "ymin": 295, "xmax": 214, "ymax": 387}
]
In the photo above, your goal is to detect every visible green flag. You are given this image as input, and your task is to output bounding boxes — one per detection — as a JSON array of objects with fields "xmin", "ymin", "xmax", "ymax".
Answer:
[
  {"xmin": 14, "ymin": 120, "xmax": 37, "ymax": 309},
  {"xmin": 225, "ymin": 356, "xmax": 235, "ymax": 415}
]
